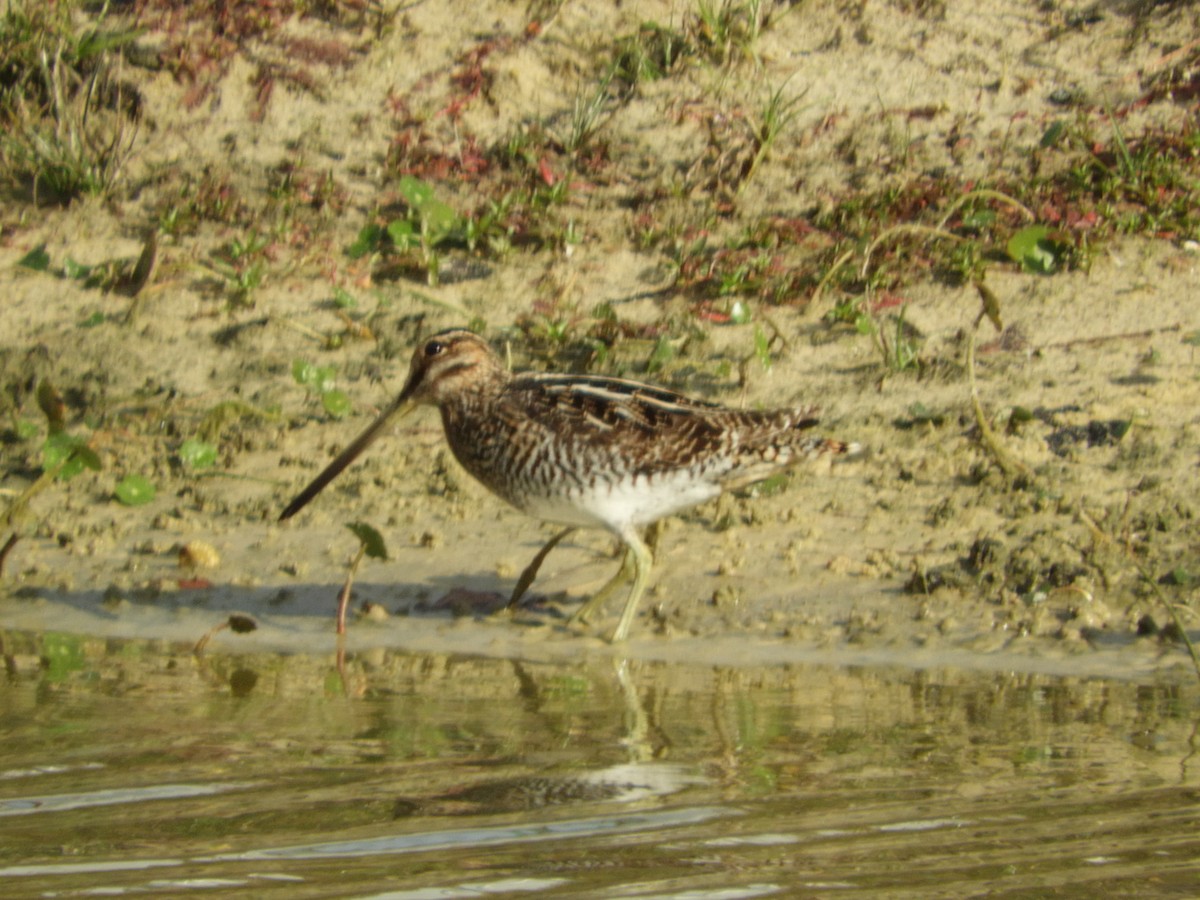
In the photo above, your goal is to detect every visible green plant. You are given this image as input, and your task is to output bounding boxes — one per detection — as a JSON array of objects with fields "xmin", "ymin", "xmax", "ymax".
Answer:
[
  {"xmin": 965, "ymin": 283, "xmax": 1032, "ymax": 483},
  {"xmin": 41, "ymin": 429, "xmax": 102, "ymax": 482},
  {"xmin": 877, "ymin": 306, "xmax": 922, "ymax": 374},
  {"xmin": 227, "ymin": 260, "xmax": 265, "ymax": 306},
  {"xmin": 199, "ymin": 232, "xmax": 272, "ymax": 307},
  {"xmin": 732, "ymin": 320, "xmax": 781, "ymax": 387},
  {"xmin": 292, "ymin": 360, "xmax": 351, "ymax": 419},
  {"xmin": 350, "ymin": 176, "xmax": 465, "ymax": 285},
  {"xmin": 1006, "ymin": 225, "xmax": 1068, "ymax": 274},
  {"xmin": 1059, "ymin": 110, "xmax": 1199, "ymax": 240},
  {"xmin": 179, "ymin": 438, "xmax": 218, "ymax": 471},
  {"xmin": 1, "ymin": 381, "xmax": 102, "ymax": 577},
  {"xmin": 0, "ymin": 3, "xmax": 142, "ymax": 202},
  {"xmin": 464, "ymin": 193, "xmax": 517, "ymax": 256},
  {"xmin": 752, "ymin": 323, "xmax": 772, "ymax": 370},
  {"xmin": 692, "ymin": 0, "xmax": 767, "ymax": 65},
  {"xmin": 944, "ymin": 235, "xmax": 986, "ymax": 285},
  {"xmin": 228, "ymin": 231, "xmax": 268, "ymax": 262},
  {"xmin": 562, "ymin": 73, "xmax": 613, "ymax": 156},
  {"xmin": 610, "ymin": 22, "xmax": 692, "ymax": 91},
  {"xmin": 114, "ymin": 474, "xmax": 155, "ymax": 506},
  {"xmin": 645, "ymin": 335, "xmax": 676, "ymax": 374},
  {"xmin": 335, "ymin": 522, "xmax": 389, "ymax": 635},
  {"xmin": 388, "ymin": 176, "xmax": 464, "ymax": 284},
  {"xmin": 40, "ymin": 632, "xmax": 88, "ymax": 682},
  {"xmin": 388, "ymin": 176, "xmax": 457, "ymax": 242},
  {"xmin": 17, "ymin": 241, "xmax": 152, "ymax": 297},
  {"xmin": 740, "ymin": 80, "xmax": 804, "ymax": 191}
]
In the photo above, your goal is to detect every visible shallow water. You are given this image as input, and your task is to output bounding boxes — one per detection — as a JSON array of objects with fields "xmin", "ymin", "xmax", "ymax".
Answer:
[{"xmin": 1, "ymin": 631, "xmax": 1198, "ymax": 899}]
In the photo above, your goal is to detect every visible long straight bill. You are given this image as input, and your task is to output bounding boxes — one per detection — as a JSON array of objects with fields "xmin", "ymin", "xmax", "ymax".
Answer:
[{"xmin": 278, "ymin": 396, "xmax": 417, "ymax": 521}]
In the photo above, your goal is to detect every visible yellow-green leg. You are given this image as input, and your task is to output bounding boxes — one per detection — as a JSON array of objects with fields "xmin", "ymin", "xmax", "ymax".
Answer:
[
  {"xmin": 572, "ymin": 521, "xmax": 663, "ymax": 639},
  {"xmin": 571, "ymin": 549, "xmax": 634, "ymax": 626},
  {"xmin": 610, "ymin": 524, "xmax": 654, "ymax": 643},
  {"xmin": 507, "ymin": 527, "xmax": 575, "ymax": 609}
]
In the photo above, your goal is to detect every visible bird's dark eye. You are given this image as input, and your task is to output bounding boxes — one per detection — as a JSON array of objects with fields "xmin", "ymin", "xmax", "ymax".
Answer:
[{"xmin": 424, "ymin": 340, "xmax": 444, "ymax": 357}]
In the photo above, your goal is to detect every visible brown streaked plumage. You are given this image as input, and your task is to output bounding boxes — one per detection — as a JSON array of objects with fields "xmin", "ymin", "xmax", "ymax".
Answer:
[{"xmin": 280, "ymin": 328, "xmax": 854, "ymax": 641}]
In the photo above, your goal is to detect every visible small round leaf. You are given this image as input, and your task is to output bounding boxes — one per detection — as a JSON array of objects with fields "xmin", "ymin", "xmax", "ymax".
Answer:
[
  {"xmin": 347, "ymin": 522, "xmax": 389, "ymax": 561},
  {"xmin": 322, "ymin": 389, "xmax": 351, "ymax": 419},
  {"xmin": 115, "ymin": 474, "xmax": 156, "ymax": 506},
  {"xmin": 180, "ymin": 438, "xmax": 218, "ymax": 470},
  {"xmin": 292, "ymin": 358, "xmax": 316, "ymax": 386}
]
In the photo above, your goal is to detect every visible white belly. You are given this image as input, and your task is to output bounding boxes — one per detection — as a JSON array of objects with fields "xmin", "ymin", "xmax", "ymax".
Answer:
[{"xmin": 515, "ymin": 469, "xmax": 723, "ymax": 532}]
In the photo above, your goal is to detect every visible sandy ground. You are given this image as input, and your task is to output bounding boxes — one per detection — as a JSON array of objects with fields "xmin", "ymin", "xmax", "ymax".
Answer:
[{"xmin": 1, "ymin": 1, "xmax": 1198, "ymax": 677}]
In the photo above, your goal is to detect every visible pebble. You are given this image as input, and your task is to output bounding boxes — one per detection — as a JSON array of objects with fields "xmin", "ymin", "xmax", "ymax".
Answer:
[{"xmin": 178, "ymin": 541, "xmax": 220, "ymax": 570}]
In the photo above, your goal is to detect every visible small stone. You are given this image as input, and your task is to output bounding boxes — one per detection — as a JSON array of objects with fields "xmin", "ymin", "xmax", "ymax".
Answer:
[
  {"xmin": 716, "ymin": 556, "xmax": 742, "ymax": 576},
  {"xmin": 827, "ymin": 554, "xmax": 857, "ymax": 575},
  {"xmin": 360, "ymin": 602, "xmax": 390, "ymax": 622},
  {"xmin": 1069, "ymin": 599, "xmax": 1112, "ymax": 630},
  {"xmin": 5, "ymin": 654, "xmax": 43, "ymax": 676},
  {"xmin": 711, "ymin": 585, "xmax": 741, "ymax": 610},
  {"xmin": 178, "ymin": 541, "xmax": 220, "ymax": 570}
]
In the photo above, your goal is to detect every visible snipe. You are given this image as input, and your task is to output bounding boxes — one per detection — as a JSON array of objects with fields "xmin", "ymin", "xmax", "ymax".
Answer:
[{"xmin": 280, "ymin": 329, "xmax": 854, "ymax": 641}]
